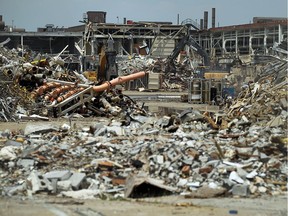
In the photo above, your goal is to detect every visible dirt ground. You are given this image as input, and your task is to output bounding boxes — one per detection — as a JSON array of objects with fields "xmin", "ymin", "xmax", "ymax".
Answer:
[{"xmin": 0, "ymin": 195, "xmax": 287, "ymax": 216}]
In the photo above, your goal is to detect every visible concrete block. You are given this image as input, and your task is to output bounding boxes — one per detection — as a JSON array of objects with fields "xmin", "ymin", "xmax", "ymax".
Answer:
[
  {"xmin": 69, "ymin": 172, "xmax": 86, "ymax": 189},
  {"xmin": 27, "ymin": 171, "xmax": 53, "ymax": 193},
  {"xmin": 57, "ymin": 180, "xmax": 72, "ymax": 191},
  {"xmin": 232, "ymin": 184, "xmax": 249, "ymax": 196},
  {"xmin": 44, "ymin": 170, "xmax": 71, "ymax": 181}
]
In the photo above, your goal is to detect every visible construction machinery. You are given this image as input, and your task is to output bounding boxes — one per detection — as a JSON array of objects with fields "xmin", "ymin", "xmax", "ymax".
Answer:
[{"xmin": 165, "ymin": 23, "xmax": 210, "ymax": 77}]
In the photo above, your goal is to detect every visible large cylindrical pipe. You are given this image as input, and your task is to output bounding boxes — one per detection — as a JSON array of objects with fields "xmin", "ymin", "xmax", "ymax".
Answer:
[
  {"xmin": 45, "ymin": 71, "xmax": 147, "ymax": 102},
  {"xmin": 31, "ymin": 82, "xmax": 62, "ymax": 99},
  {"xmin": 44, "ymin": 85, "xmax": 75, "ymax": 101},
  {"xmin": 92, "ymin": 71, "xmax": 147, "ymax": 92},
  {"xmin": 57, "ymin": 87, "xmax": 84, "ymax": 103}
]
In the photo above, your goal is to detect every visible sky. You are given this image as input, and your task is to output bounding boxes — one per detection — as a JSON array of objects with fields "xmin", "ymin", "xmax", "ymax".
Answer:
[{"xmin": 0, "ymin": 0, "xmax": 287, "ymax": 31}]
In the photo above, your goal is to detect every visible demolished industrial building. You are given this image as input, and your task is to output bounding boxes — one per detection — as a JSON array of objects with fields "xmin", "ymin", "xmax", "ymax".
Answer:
[{"xmin": 0, "ymin": 10, "xmax": 287, "ymax": 204}]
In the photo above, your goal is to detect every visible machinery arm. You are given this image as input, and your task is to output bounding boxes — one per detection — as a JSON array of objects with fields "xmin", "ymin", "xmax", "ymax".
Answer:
[
  {"xmin": 166, "ymin": 33, "xmax": 210, "ymax": 69},
  {"xmin": 186, "ymin": 35, "xmax": 210, "ymax": 66}
]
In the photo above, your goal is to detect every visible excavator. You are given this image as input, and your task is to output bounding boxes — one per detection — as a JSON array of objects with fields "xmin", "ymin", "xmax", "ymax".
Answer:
[{"xmin": 165, "ymin": 23, "xmax": 210, "ymax": 78}]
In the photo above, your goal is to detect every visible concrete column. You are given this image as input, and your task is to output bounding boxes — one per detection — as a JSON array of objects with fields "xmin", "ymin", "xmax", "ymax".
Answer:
[
  {"xmin": 91, "ymin": 36, "xmax": 95, "ymax": 56},
  {"xmin": 210, "ymin": 33, "xmax": 213, "ymax": 57},
  {"xmin": 278, "ymin": 24, "xmax": 283, "ymax": 43},
  {"xmin": 129, "ymin": 38, "xmax": 133, "ymax": 55},
  {"xmin": 235, "ymin": 30, "xmax": 238, "ymax": 56},
  {"xmin": 264, "ymin": 28, "xmax": 267, "ymax": 54},
  {"xmin": 222, "ymin": 32, "xmax": 225, "ymax": 55},
  {"xmin": 21, "ymin": 34, "xmax": 24, "ymax": 57},
  {"xmin": 249, "ymin": 30, "xmax": 253, "ymax": 55}
]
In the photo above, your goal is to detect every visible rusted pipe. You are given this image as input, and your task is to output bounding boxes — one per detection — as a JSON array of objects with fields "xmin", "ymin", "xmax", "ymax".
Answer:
[
  {"xmin": 44, "ymin": 85, "xmax": 75, "ymax": 101},
  {"xmin": 57, "ymin": 87, "xmax": 85, "ymax": 103},
  {"xmin": 47, "ymin": 71, "xmax": 147, "ymax": 92},
  {"xmin": 92, "ymin": 71, "xmax": 147, "ymax": 92},
  {"xmin": 41, "ymin": 71, "xmax": 147, "ymax": 102},
  {"xmin": 31, "ymin": 82, "xmax": 62, "ymax": 99}
]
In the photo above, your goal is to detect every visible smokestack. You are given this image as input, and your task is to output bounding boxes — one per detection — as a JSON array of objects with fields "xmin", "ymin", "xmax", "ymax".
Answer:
[
  {"xmin": 212, "ymin": 8, "xmax": 216, "ymax": 28},
  {"xmin": 123, "ymin": 17, "xmax": 127, "ymax": 24},
  {"xmin": 204, "ymin": 11, "xmax": 208, "ymax": 29},
  {"xmin": 200, "ymin": 19, "xmax": 204, "ymax": 30},
  {"xmin": 177, "ymin": 14, "xmax": 180, "ymax": 25}
]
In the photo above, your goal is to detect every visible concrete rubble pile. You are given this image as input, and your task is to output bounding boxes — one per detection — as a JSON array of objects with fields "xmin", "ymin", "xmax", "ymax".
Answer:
[
  {"xmin": 0, "ymin": 47, "xmax": 39, "ymax": 121},
  {"xmin": 117, "ymin": 55, "xmax": 193, "ymax": 90},
  {"xmin": 226, "ymin": 59, "xmax": 288, "ymax": 128},
  {"xmin": 117, "ymin": 56, "xmax": 155, "ymax": 76},
  {"xmin": 0, "ymin": 108, "xmax": 286, "ymax": 199},
  {"xmin": 0, "ymin": 82, "xmax": 32, "ymax": 122},
  {"xmin": 0, "ymin": 42, "xmax": 287, "ymax": 200},
  {"xmin": 162, "ymin": 59, "xmax": 196, "ymax": 90}
]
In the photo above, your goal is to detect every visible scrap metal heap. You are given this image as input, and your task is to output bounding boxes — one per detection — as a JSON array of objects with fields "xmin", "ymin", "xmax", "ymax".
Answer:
[
  {"xmin": 0, "ymin": 40, "xmax": 287, "ymax": 200},
  {"xmin": 0, "ymin": 45, "xmax": 148, "ymax": 120}
]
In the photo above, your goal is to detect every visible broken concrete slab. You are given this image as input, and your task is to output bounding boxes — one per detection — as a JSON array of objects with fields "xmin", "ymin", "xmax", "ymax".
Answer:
[
  {"xmin": 24, "ymin": 123, "xmax": 59, "ymax": 136},
  {"xmin": 5, "ymin": 140, "xmax": 22, "ymax": 147},
  {"xmin": 61, "ymin": 189, "xmax": 101, "ymax": 199},
  {"xmin": 184, "ymin": 185, "xmax": 226, "ymax": 198},
  {"xmin": 125, "ymin": 174, "xmax": 177, "ymax": 198},
  {"xmin": 44, "ymin": 170, "xmax": 71, "ymax": 181}
]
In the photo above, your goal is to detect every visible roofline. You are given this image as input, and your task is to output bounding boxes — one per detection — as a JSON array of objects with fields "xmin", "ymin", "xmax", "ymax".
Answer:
[{"xmin": 206, "ymin": 20, "xmax": 288, "ymax": 32}]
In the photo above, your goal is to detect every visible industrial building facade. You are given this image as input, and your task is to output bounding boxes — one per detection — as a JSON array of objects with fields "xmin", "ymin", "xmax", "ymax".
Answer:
[{"xmin": 0, "ymin": 11, "xmax": 287, "ymax": 61}]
